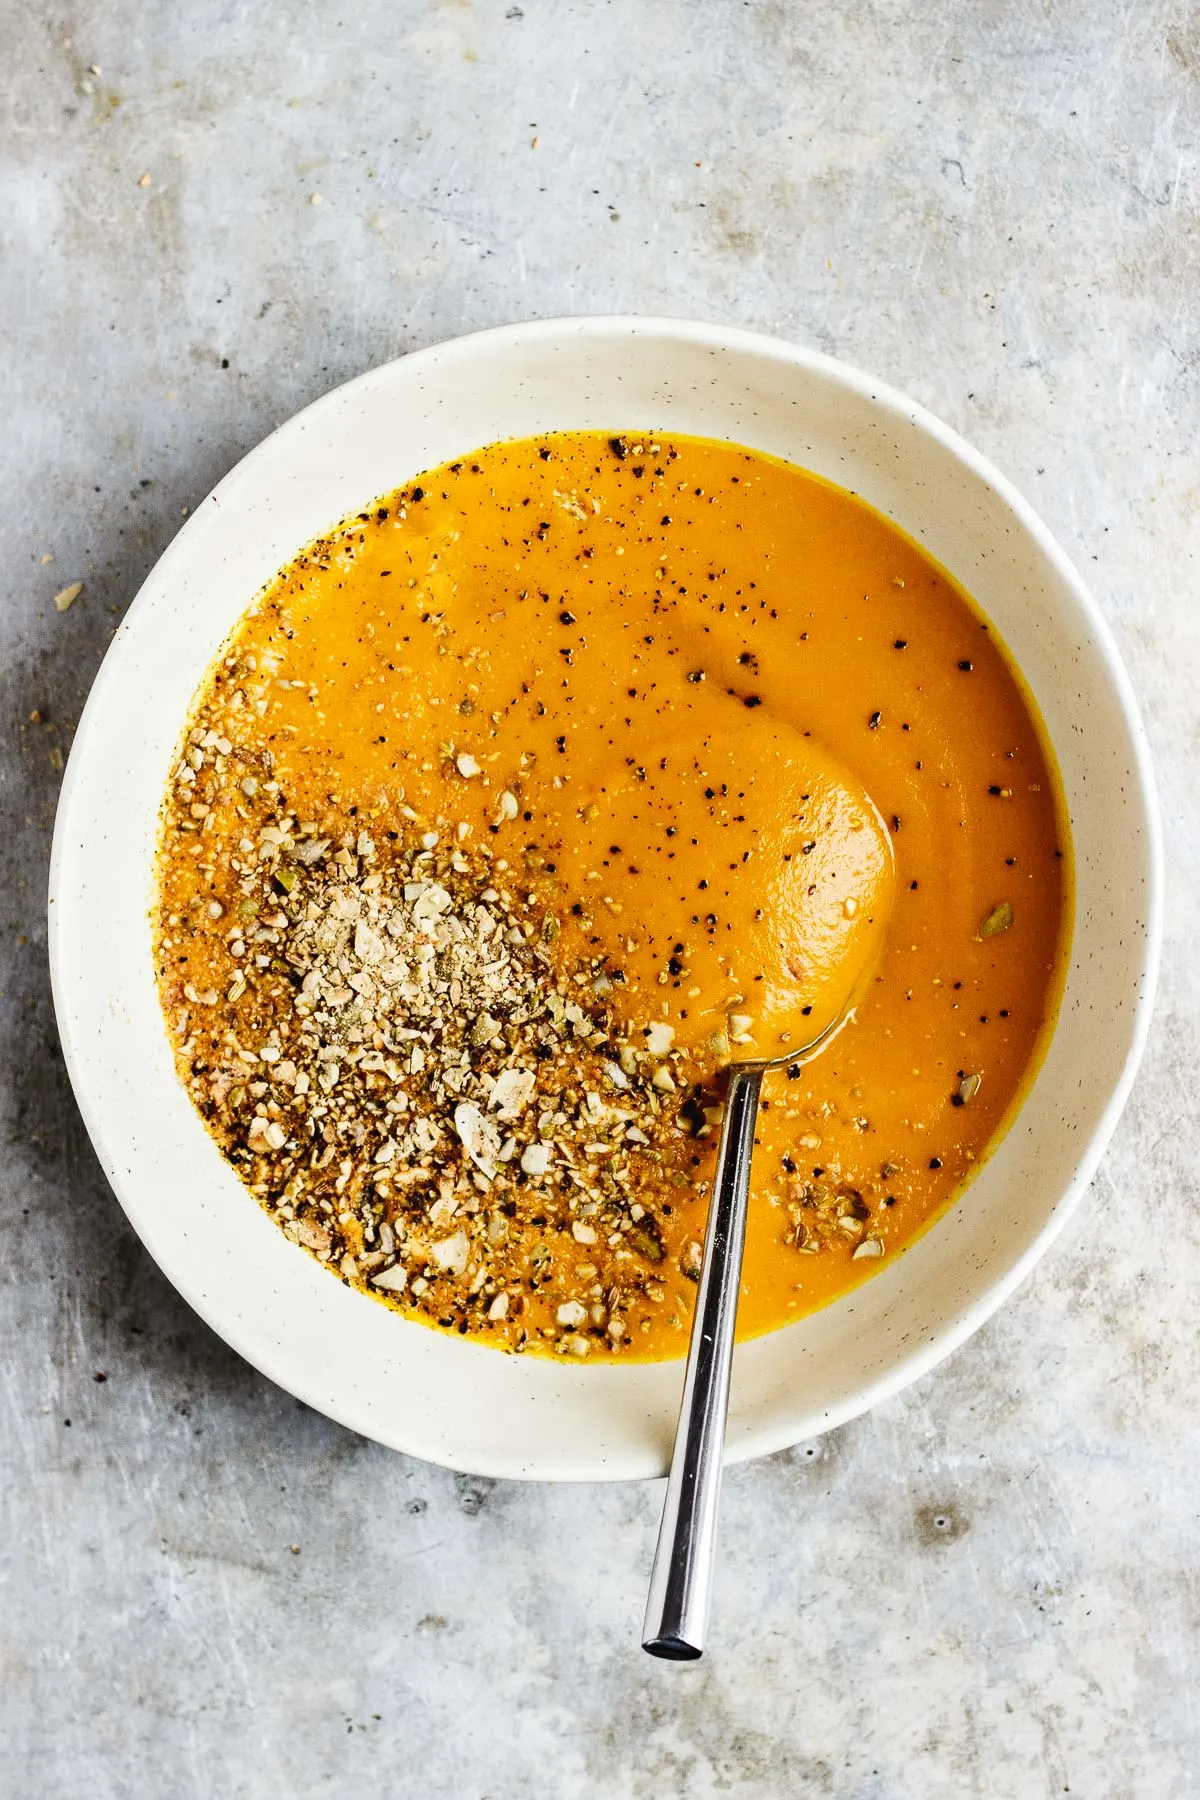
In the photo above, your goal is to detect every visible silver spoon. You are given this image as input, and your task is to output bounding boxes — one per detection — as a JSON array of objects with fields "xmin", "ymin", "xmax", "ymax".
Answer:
[{"xmin": 642, "ymin": 1007, "xmax": 852, "ymax": 1660}]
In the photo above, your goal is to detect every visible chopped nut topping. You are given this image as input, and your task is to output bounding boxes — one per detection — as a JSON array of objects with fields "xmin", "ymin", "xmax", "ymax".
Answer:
[
  {"xmin": 976, "ymin": 900, "xmax": 1014, "ymax": 940},
  {"xmin": 156, "ymin": 762, "xmax": 716, "ymax": 1355}
]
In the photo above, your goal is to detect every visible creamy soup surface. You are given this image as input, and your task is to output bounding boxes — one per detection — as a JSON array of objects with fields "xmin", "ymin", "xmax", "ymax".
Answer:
[{"xmin": 155, "ymin": 432, "xmax": 1069, "ymax": 1361}]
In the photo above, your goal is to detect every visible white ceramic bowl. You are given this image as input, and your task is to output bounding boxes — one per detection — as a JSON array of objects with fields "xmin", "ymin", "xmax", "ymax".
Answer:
[{"xmin": 49, "ymin": 318, "xmax": 1161, "ymax": 1480}]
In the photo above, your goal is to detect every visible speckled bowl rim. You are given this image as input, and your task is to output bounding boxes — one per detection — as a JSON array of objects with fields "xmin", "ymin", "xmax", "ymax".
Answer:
[{"xmin": 49, "ymin": 317, "xmax": 1162, "ymax": 1480}]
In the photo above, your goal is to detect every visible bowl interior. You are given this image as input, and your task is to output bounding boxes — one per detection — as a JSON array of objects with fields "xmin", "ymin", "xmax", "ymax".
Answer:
[{"xmin": 49, "ymin": 319, "xmax": 1159, "ymax": 1479}]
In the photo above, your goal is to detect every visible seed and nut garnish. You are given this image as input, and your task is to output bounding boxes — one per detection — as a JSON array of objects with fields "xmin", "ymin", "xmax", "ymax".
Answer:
[
  {"xmin": 158, "ymin": 760, "xmax": 719, "ymax": 1355},
  {"xmin": 155, "ymin": 716, "xmax": 1001, "ymax": 1349},
  {"xmin": 156, "ymin": 674, "xmax": 909, "ymax": 1356}
]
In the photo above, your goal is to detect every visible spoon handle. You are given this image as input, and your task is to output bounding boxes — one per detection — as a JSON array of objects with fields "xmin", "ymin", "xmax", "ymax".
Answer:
[{"xmin": 642, "ymin": 1063, "xmax": 764, "ymax": 1659}]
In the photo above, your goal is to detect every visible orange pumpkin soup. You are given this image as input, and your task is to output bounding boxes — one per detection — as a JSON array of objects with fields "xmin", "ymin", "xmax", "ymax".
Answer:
[{"xmin": 155, "ymin": 431, "xmax": 1069, "ymax": 1360}]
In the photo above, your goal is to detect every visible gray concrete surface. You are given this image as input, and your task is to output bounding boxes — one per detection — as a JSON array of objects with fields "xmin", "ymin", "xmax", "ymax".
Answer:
[{"xmin": 3, "ymin": 2, "xmax": 1198, "ymax": 1795}]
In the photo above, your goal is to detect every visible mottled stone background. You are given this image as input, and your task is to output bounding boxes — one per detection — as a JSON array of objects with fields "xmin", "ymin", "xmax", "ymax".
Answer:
[{"xmin": 2, "ymin": 2, "xmax": 1197, "ymax": 1795}]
